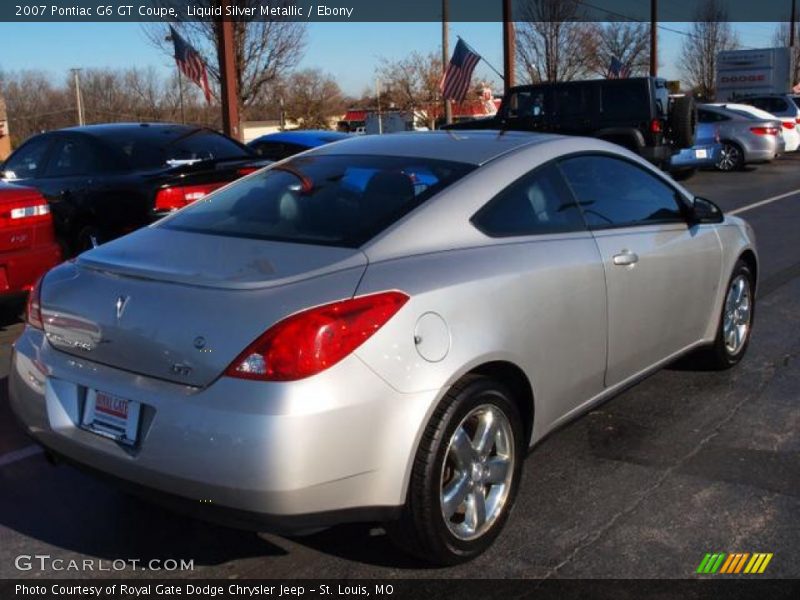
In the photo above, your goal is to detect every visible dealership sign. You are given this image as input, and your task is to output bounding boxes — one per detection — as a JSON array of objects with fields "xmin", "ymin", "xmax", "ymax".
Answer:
[{"xmin": 716, "ymin": 48, "xmax": 792, "ymax": 100}]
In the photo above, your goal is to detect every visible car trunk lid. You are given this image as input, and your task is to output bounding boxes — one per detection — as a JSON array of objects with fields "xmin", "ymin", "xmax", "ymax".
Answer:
[{"xmin": 42, "ymin": 229, "xmax": 368, "ymax": 387}]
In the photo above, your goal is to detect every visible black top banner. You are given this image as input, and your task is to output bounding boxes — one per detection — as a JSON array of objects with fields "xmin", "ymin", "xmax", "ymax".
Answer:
[{"xmin": 2, "ymin": 0, "xmax": 799, "ymax": 22}]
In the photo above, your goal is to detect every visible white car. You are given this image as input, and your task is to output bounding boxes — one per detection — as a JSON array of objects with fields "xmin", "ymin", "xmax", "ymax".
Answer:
[{"xmin": 710, "ymin": 102, "xmax": 800, "ymax": 152}]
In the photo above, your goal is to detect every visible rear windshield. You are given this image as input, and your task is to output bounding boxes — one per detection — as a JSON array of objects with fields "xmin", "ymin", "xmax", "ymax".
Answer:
[
  {"xmin": 722, "ymin": 108, "xmax": 763, "ymax": 120},
  {"xmin": 97, "ymin": 128, "xmax": 252, "ymax": 170},
  {"xmin": 159, "ymin": 154, "xmax": 475, "ymax": 247}
]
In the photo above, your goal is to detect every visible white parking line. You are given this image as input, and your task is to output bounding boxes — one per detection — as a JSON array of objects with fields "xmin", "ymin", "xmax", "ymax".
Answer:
[
  {"xmin": 0, "ymin": 444, "xmax": 43, "ymax": 467},
  {"xmin": 729, "ymin": 188, "xmax": 800, "ymax": 215}
]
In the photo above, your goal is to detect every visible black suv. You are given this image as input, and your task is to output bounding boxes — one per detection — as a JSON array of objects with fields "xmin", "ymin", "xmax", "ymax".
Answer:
[{"xmin": 445, "ymin": 77, "xmax": 696, "ymax": 168}]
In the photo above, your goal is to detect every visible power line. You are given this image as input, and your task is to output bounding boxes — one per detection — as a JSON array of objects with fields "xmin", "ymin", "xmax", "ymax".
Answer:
[{"xmin": 574, "ymin": 1, "xmax": 761, "ymax": 50}]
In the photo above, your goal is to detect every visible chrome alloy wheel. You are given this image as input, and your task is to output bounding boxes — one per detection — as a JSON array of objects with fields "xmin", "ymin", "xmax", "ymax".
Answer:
[
  {"xmin": 723, "ymin": 274, "xmax": 751, "ymax": 355},
  {"xmin": 717, "ymin": 144, "xmax": 741, "ymax": 171},
  {"xmin": 440, "ymin": 404, "xmax": 515, "ymax": 541}
]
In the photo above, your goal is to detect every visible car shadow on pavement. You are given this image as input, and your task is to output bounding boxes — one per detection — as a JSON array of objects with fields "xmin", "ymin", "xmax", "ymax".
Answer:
[
  {"xmin": 0, "ymin": 457, "xmax": 288, "ymax": 570},
  {"xmin": 0, "ymin": 385, "xmax": 287, "ymax": 572},
  {"xmin": 287, "ymin": 523, "xmax": 438, "ymax": 570},
  {"xmin": 0, "ymin": 296, "xmax": 24, "ymax": 329}
]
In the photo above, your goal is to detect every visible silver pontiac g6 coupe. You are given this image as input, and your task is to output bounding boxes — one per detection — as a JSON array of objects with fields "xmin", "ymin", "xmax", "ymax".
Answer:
[{"xmin": 10, "ymin": 131, "xmax": 757, "ymax": 564}]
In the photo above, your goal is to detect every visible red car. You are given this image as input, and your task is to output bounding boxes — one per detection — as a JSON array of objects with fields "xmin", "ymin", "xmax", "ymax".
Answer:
[{"xmin": 0, "ymin": 182, "xmax": 61, "ymax": 296}]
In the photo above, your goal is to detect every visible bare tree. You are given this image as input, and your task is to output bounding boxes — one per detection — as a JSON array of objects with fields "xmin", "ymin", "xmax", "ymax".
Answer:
[
  {"xmin": 0, "ymin": 71, "xmax": 72, "ymax": 146},
  {"xmin": 773, "ymin": 23, "xmax": 800, "ymax": 86},
  {"xmin": 377, "ymin": 51, "xmax": 443, "ymax": 128},
  {"xmin": 680, "ymin": 0, "xmax": 739, "ymax": 99},
  {"xmin": 589, "ymin": 22, "xmax": 651, "ymax": 78},
  {"xmin": 515, "ymin": 0, "xmax": 600, "ymax": 83},
  {"xmin": 144, "ymin": 1, "xmax": 306, "ymax": 109},
  {"xmin": 281, "ymin": 69, "xmax": 346, "ymax": 129},
  {"xmin": 1, "ymin": 67, "xmax": 223, "ymax": 147}
]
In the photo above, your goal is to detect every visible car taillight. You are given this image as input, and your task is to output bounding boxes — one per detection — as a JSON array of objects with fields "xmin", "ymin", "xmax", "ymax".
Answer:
[
  {"xmin": 782, "ymin": 121, "xmax": 795, "ymax": 130},
  {"xmin": 237, "ymin": 167, "xmax": 260, "ymax": 176},
  {"xmin": 0, "ymin": 198, "xmax": 50, "ymax": 228},
  {"xmin": 225, "ymin": 291, "xmax": 409, "ymax": 381},
  {"xmin": 795, "ymin": 117, "xmax": 800, "ymax": 124},
  {"xmin": 154, "ymin": 183, "xmax": 225, "ymax": 212},
  {"xmin": 26, "ymin": 276, "xmax": 44, "ymax": 330},
  {"xmin": 750, "ymin": 126, "xmax": 779, "ymax": 136},
  {"xmin": 650, "ymin": 118, "xmax": 663, "ymax": 133}
]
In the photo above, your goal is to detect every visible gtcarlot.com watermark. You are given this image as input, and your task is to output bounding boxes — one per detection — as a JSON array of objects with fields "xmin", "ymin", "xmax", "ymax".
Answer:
[{"xmin": 14, "ymin": 554, "xmax": 194, "ymax": 572}]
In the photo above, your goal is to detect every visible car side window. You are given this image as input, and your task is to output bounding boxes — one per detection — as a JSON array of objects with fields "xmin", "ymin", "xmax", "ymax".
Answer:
[
  {"xmin": 251, "ymin": 142, "xmax": 284, "ymax": 161},
  {"xmin": 44, "ymin": 137, "xmax": 109, "ymax": 177},
  {"xmin": 698, "ymin": 109, "xmax": 727, "ymax": 123},
  {"xmin": 772, "ymin": 98, "xmax": 788, "ymax": 112},
  {"xmin": 472, "ymin": 163, "xmax": 586, "ymax": 237},
  {"xmin": 2, "ymin": 136, "xmax": 51, "ymax": 180},
  {"xmin": 558, "ymin": 155, "xmax": 685, "ymax": 229}
]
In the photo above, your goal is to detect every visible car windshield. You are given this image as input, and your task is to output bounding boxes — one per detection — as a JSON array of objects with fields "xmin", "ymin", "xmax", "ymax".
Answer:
[
  {"xmin": 96, "ymin": 127, "xmax": 252, "ymax": 170},
  {"xmin": 159, "ymin": 154, "xmax": 475, "ymax": 247}
]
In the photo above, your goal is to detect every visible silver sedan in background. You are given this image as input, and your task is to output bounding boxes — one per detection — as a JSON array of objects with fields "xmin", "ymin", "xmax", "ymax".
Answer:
[
  {"xmin": 11, "ymin": 131, "xmax": 757, "ymax": 564},
  {"xmin": 700, "ymin": 103, "xmax": 785, "ymax": 170}
]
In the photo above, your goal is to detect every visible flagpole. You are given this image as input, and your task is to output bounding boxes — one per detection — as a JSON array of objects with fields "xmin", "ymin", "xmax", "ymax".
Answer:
[
  {"xmin": 457, "ymin": 36, "xmax": 505, "ymax": 82},
  {"xmin": 177, "ymin": 68, "xmax": 186, "ymax": 124},
  {"xmin": 442, "ymin": 0, "xmax": 452, "ymax": 126}
]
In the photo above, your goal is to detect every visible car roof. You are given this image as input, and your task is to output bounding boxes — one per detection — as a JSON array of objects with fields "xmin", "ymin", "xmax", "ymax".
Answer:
[
  {"xmin": 309, "ymin": 130, "xmax": 560, "ymax": 165},
  {"xmin": 708, "ymin": 103, "xmax": 778, "ymax": 120},
  {"xmin": 249, "ymin": 130, "xmax": 351, "ymax": 147},
  {"xmin": 57, "ymin": 122, "xmax": 208, "ymax": 138}
]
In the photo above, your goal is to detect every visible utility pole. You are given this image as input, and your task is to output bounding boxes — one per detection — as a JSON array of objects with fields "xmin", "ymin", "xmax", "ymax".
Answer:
[
  {"xmin": 502, "ymin": 0, "xmax": 515, "ymax": 93},
  {"xmin": 791, "ymin": 0, "xmax": 797, "ymax": 48},
  {"xmin": 376, "ymin": 78, "xmax": 383, "ymax": 135},
  {"xmin": 217, "ymin": 0, "xmax": 241, "ymax": 140},
  {"xmin": 442, "ymin": 0, "xmax": 452, "ymax": 126},
  {"xmin": 650, "ymin": 0, "xmax": 658, "ymax": 76},
  {"xmin": 71, "ymin": 68, "xmax": 84, "ymax": 126}
]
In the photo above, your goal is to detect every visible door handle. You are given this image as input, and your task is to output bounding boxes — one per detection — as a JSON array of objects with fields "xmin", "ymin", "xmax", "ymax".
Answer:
[{"xmin": 612, "ymin": 250, "xmax": 639, "ymax": 266}]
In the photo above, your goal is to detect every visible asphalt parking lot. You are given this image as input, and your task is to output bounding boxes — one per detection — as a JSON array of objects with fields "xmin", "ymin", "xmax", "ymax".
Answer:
[{"xmin": 0, "ymin": 156, "xmax": 798, "ymax": 580}]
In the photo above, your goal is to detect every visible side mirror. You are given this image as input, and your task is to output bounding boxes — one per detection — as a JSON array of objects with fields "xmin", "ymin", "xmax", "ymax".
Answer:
[{"xmin": 691, "ymin": 196, "xmax": 724, "ymax": 224}]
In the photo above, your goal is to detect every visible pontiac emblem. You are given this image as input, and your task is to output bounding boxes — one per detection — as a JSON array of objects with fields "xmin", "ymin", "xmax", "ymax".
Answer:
[{"xmin": 115, "ymin": 295, "xmax": 130, "ymax": 320}]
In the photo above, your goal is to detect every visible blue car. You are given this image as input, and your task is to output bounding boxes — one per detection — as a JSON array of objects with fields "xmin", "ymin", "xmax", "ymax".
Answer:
[
  {"xmin": 669, "ymin": 122, "xmax": 721, "ymax": 179},
  {"xmin": 247, "ymin": 130, "xmax": 351, "ymax": 161}
]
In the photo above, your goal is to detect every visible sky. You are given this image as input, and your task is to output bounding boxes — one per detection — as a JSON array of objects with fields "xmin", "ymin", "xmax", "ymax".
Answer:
[{"xmin": 0, "ymin": 21, "xmax": 784, "ymax": 96}]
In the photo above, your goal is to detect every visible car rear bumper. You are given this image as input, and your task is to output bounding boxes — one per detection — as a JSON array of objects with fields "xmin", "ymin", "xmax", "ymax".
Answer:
[
  {"xmin": 743, "ymin": 136, "xmax": 783, "ymax": 163},
  {"xmin": 9, "ymin": 328, "xmax": 437, "ymax": 532},
  {"xmin": 669, "ymin": 144, "xmax": 720, "ymax": 169},
  {"xmin": 0, "ymin": 242, "xmax": 61, "ymax": 296}
]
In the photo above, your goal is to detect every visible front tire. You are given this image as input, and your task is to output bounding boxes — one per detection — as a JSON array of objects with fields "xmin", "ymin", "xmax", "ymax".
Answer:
[
  {"xmin": 386, "ymin": 375, "xmax": 524, "ymax": 565},
  {"xmin": 701, "ymin": 260, "xmax": 755, "ymax": 369}
]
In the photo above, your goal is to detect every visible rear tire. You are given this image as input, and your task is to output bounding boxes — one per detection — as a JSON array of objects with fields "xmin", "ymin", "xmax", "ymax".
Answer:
[
  {"xmin": 697, "ymin": 260, "xmax": 755, "ymax": 370},
  {"xmin": 716, "ymin": 142, "xmax": 745, "ymax": 171},
  {"xmin": 386, "ymin": 375, "xmax": 524, "ymax": 565}
]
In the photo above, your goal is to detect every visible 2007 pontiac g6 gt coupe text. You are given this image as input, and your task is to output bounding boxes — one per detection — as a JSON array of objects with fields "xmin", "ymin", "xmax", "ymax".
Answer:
[{"xmin": 10, "ymin": 131, "xmax": 757, "ymax": 564}]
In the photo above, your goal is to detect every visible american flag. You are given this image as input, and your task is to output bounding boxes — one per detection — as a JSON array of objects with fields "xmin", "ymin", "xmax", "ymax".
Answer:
[
  {"xmin": 169, "ymin": 25, "xmax": 213, "ymax": 104},
  {"xmin": 608, "ymin": 56, "xmax": 632, "ymax": 79},
  {"xmin": 441, "ymin": 39, "xmax": 482, "ymax": 103}
]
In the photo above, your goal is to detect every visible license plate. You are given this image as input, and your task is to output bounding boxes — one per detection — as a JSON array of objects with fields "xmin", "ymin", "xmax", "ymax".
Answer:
[
  {"xmin": 695, "ymin": 149, "xmax": 708, "ymax": 159},
  {"xmin": 81, "ymin": 389, "xmax": 141, "ymax": 446}
]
